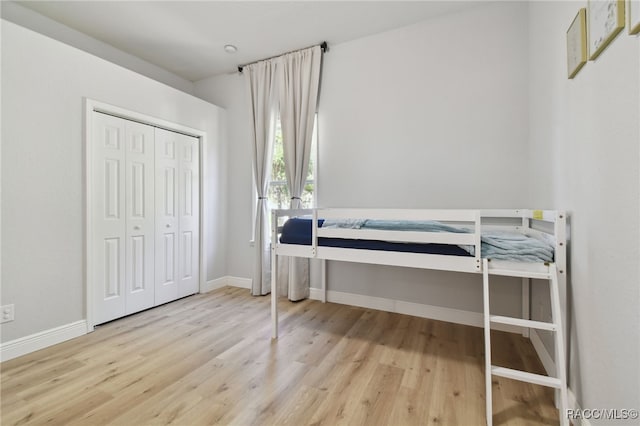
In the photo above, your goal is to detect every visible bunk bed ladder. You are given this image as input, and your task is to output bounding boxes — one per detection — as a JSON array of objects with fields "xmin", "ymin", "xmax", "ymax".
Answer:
[{"xmin": 482, "ymin": 259, "xmax": 568, "ymax": 426}]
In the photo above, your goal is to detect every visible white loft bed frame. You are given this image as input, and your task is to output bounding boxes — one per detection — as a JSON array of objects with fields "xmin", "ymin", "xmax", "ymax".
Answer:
[
  {"xmin": 270, "ymin": 208, "xmax": 567, "ymax": 339},
  {"xmin": 270, "ymin": 208, "xmax": 568, "ymax": 425}
]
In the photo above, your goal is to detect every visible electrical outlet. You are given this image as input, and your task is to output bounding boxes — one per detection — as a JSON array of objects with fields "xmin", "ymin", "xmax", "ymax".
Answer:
[{"xmin": 1, "ymin": 304, "xmax": 15, "ymax": 323}]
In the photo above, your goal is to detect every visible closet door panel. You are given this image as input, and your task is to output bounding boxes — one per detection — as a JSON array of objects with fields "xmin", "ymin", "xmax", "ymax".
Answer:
[
  {"xmin": 125, "ymin": 121, "xmax": 155, "ymax": 314},
  {"xmin": 155, "ymin": 128, "xmax": 180, "ymax": 305},
  {"xmin": 178, "ymin": 136, "xmax": 200, "ymax": 297},
  {"xmin": 93, "ymin": 113, "xmax": 126, "ymax": 324},
  {"xmin": 93, "ymin": 112, "xmax": 202, "ymax": 324}
]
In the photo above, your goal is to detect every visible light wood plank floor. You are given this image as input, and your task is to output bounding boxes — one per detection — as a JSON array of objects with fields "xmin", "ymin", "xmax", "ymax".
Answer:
[{"xmin": 1, "ymin": 287, "xmax": 560, "ymax": 425}]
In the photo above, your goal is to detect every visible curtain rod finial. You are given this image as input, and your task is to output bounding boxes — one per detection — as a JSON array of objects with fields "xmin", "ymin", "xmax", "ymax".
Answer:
[
  {"xmin": 320, "ymin": 41, "xmax": 327, "ymax": 52},
  {"xmin": 238, "ymin": 66, "xmax": 244, "ymax": 73}
]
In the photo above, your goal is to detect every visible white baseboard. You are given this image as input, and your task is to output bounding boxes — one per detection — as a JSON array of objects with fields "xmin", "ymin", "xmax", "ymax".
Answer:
[
  {"xmin": 1, "ymin": 276, "xmax": 253, "ymax": 363},
  {"xmin": 567, "ymin": 388, "xmax": 591, "ymax": 426},
  {"xmin": 227, "ymin": 276, "xmax": 252, "ymax": 289},
  {"xmin": 0, "ymin": 320, "xmax": 87, "ymax": 362},
  {"xmin": 309, "ymin": 288, "xmax": 520, "ymax": 333},
  {"xmin": 202, "ymin": 276, "xmax": 230, "ymax": 293},
  {"xmin": 202, "ymin": 276, "xmax": 252, "ymax": 293}
]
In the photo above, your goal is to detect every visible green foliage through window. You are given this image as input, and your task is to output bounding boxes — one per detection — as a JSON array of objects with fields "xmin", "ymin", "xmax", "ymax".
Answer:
[{"xmin": 267, "ymin": 118, "xmax": 316, "ymax": 210}]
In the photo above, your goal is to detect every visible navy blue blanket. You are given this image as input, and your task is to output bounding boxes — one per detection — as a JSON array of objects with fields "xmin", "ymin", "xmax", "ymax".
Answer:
[{"xmin": 279, "ymin": 217, "xmax": 471, "ymax": 257}]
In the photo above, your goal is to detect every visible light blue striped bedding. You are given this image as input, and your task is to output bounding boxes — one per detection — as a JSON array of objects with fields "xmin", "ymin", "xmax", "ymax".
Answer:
[
  {"xmin": 322, "ymin": 219, "xmax": 554, "ymax": 262},
  {"xmin": 475, "ymin": 231, "xmax": 554, "ymax": 262}
]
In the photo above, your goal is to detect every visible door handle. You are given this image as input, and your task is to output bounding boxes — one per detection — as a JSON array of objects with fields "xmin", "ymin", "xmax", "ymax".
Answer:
[
  {"xmin": 134, "ymin": 225, "xmax": 141, "ymax": 230},
  {"xmin": 166, "ymin": 224, "xmax": 171, "ymax": 228}
]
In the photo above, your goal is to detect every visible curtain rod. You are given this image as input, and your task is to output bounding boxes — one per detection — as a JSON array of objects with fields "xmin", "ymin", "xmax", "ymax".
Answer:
[{"xmin": 237, "ymin": 41, "xmax": 327, "ymax": 73}]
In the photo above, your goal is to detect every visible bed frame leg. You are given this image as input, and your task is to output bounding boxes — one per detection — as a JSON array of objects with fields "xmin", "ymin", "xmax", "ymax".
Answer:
[
  {"xmin": 271, "ymin": 247, "xmax": 278, "ymax": 339},
  {"xmin": 321, "ymin": 259, "xmax": 327, "ymax": 303},
  {"xmin": 522, "ymin": 277, "xmax": 530, "ymax": 338},
  {"xmin": 482, "ymin": 259, "xmax": 493, "ymax": 426}
]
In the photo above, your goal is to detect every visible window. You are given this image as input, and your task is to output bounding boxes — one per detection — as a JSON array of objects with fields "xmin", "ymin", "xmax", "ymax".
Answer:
[
  {"xmin": 267, "ymin": 116, "xmax": 317, "ymax": 210},
  {"xmin": 251, "ymin": 116, "xmax": 318, "ymax": 243}
]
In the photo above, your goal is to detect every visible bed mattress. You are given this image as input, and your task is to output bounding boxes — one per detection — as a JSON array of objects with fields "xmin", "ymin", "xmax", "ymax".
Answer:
[{"xmin": 279, "ymin": 217, "xmax": 472, "ymax": 257}]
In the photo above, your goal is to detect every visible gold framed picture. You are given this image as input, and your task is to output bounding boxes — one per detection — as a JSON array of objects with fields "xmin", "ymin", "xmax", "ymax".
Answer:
[
  {"xmin": 629, "ymin": 0, "xmax": 640, "ymax": 34},
  {"xmin": 567, "ymin": 8, "xmax": 588, "ymax": 79},
  {"xmin": 588, "ymin": 0, "xmax": 625, "ymax": 60}
]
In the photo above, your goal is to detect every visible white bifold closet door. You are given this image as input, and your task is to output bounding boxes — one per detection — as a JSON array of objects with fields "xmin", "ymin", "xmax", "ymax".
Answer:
[
  {"xmin": 154, "ymin": 128, "xmax": 200, "ymax": 305},
  {"xmin": 93, "ymin": 112, "xmax": 199, "ymax": 325}
]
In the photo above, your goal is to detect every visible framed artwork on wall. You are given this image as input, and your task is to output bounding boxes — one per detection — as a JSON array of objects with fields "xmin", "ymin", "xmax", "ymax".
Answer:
[
  {"xmin": 628, "ymin": 0, "xmax": 640, "ymax": 34},
  {"xmin": 567, "ymin": 8, "xmax": 588, "ymax": 79},
  {"xmin": 588, "ymin": 0, "xmax": 625, "ymax": 59}
]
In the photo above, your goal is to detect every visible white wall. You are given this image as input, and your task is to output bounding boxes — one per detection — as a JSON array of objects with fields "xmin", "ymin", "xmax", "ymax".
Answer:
[
  {"xmin": 0, "ymin": 1, "xmax": 195, "ymax": 94},
  {"xmin": 195, "ymin": 1, "xmax": 530, "ymax": 317},
  {"xmin": 528, "ymin": 1, "xmax": 639, "ymax": 420},
  {"xmin": 318, "ymin": 2, "xmax": 530, "ymax": 210},
  {"xmin": 1, "ymin": 20, "xmax": 228, "ymax": 343},
  {"xmin": 316, "ymin": 1, "xmax": 529, "ymax": 314},
  {"xmin": 194, "ymin": 73, "xmax": 254, "ymax": 279}
]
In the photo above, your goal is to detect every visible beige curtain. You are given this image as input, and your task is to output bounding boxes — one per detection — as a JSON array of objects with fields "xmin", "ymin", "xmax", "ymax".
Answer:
[
  {"xmin": 277, "ymin": 46, "xmax": 322, "ymax": 301},
  {"xmin": 244, "ymin": 60, "xmax": 278, "ymax": 296}
]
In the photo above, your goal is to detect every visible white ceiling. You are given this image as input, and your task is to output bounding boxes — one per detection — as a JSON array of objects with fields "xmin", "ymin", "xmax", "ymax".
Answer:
[{"xmin": 14, "ymin": 1, "xmax": 481, "ymax": 82}]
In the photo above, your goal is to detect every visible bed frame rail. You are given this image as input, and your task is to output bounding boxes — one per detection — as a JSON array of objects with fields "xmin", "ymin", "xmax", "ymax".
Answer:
[
  {"xmin": 318, "ymin": 208, "xmax": 480, "ymax": 222},
  {"xmin": 272, "ymin": 208, "xmax": 484, "ymax": 270}
]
